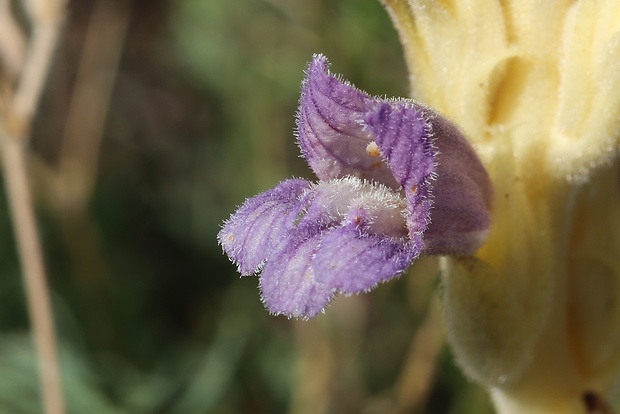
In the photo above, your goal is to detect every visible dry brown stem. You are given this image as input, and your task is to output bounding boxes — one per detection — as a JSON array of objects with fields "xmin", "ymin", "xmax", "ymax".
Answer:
[
  {"xmin": 0, "ymin": 0, "xmax": 25, "ymax": 80},
  {"xmin": 393, "ymin": 296, "xmax": 444, "ymax": 413},
  {"xmin": 57, "ymin": 0, "xmax": 132, "ymax": 210},
  {"xmin": 0, "ymin": 0, "xmax": 67, "ymax": 413}
]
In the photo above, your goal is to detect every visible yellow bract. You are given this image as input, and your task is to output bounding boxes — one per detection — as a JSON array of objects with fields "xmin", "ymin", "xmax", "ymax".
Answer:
[{"xmin": 381, "ymin": 1, "xmax": 620, "ymax": 413}]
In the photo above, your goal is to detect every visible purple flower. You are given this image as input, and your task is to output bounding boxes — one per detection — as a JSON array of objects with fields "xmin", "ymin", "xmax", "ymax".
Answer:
[{"xmin": 218, "ymin": 54, "xmax": 493, "ymax": 319}]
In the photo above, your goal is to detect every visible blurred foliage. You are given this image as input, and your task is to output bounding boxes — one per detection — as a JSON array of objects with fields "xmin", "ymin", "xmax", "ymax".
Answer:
[{"xmin": 0, "ymin": 0, "xmax": 495, "ymax": 413}]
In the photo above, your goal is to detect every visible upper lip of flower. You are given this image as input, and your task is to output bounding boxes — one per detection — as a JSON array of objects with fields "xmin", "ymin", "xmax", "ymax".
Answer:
[{"xmin": 218, "ymin": 54, "xmax": 493, "ymax": 318}]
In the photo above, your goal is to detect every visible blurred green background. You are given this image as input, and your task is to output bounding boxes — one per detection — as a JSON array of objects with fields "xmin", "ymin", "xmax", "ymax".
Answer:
[{"xmin": 0, "ymin": 0, "xmax": 494, "ymax": 412}]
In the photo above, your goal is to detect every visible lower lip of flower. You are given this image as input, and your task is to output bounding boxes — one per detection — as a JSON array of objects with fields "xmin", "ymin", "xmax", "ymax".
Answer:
[{"xmin": 310, "ymin": 176, "xmax": 408, "ymax": 239}]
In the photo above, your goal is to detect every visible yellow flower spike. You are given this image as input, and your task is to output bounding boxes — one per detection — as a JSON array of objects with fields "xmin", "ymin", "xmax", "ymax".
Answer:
[
  {"xmin": 552, "ymin": 1, "xmax": 620, "ymax": 183},
  {"xmin": 382, "ymin": 0, "xmax": 620, "ymax": 413}
]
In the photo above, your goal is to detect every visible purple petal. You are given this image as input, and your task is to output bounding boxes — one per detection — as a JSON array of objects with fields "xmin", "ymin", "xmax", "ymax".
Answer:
[
  {"xmin": 364, "ymin": 102, "xmax": 436, "ymax": 235},
  {"xmin": 297, "ymin": 54, "xmax": 399, "ymax": 188},
  {"xmin": 258, "ymin": 178, "xmax": 420, "ymax": 319},
  {"xmin": 259, "ymin": 233, "xmax": 334, "ymax": 319},
  {"xmin": 424, "ymin": 117, "xmax": 493, "ymax": 254},
  {"xmin": 217, "ymin": 179, "xmax": 311, "ymax": 275},
  {"xmin": 313, "ymin": 221, "xmax": 420, "ymax": 293},
  {"xmin": 365, "ymin": 103, "xmax": 493, "ymax": 255},
  {"xmin": 259, "ymin": 220, "xmax": 418, "ymax": 319}
]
